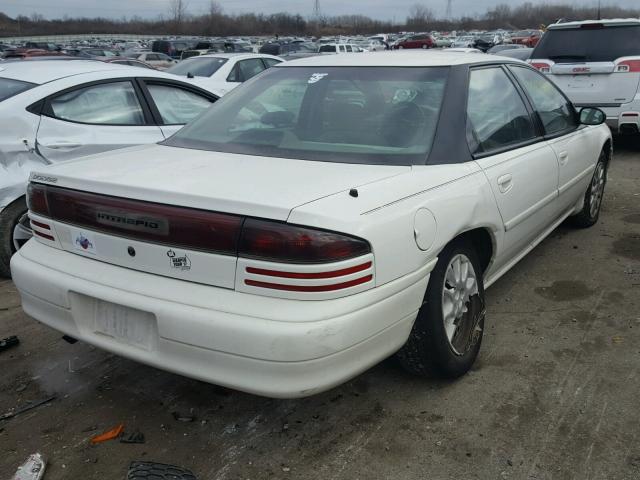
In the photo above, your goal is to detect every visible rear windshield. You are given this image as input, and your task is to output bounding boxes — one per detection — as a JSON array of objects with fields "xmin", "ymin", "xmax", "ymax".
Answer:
[
  {"xmin": 533, "ymin": 25, "xmax": 640, "ymax": 62},
  {"xmin": 167, "ymin": 57, "xmax": 228, "ymax": 77},
  {"xmin": 319, "ymin": 45, "xmax": 337, "ymax": 53},
  {"xmin": 0, "ymin": 78, "xmax": 36, "ymax": 102},
  {"xmin": 165, "ymin": 66, "xmax": 449, "ymax": 166}
]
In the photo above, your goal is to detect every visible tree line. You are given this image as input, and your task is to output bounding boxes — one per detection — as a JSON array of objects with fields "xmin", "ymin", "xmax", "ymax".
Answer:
[{"xmin": 1, "ymin": 1, "xmax": 639, "ymax": 38}]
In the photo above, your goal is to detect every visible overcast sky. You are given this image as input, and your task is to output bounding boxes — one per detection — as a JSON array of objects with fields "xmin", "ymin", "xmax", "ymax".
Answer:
[{"xmin": 1, "ymin": 0, "xmax": 635, "ymax": 21}]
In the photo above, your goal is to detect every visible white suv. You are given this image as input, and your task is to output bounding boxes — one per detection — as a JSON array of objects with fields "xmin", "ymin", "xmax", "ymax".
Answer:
[{"xmin": 530, "ymin": 19, "xmax": 640, "ymax": 134}]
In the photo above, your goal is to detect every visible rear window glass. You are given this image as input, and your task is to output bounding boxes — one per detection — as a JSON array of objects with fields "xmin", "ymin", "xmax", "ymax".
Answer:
[
  {"xmin": 319, "ymin": 45, "xmax": 337, "ymax": 53},
  {"xmin": 165, "ymin": 66, "xmax": 449, "ymax": 166},
  {"xmin": 533, "ymin": 25, "xmax": 640, "ymax": 62},
  {"xmin": 167, "ymin": 57, "xmax": 228, "ymax": 77},
  {"xmin": 0, "ymin": 78, "xmax": 36, "ymax": 102}
]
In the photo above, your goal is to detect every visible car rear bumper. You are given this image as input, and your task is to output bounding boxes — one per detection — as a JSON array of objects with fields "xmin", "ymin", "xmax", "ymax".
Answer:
[{"xmin": 11, "ymin": 240, "xmax": 432, "ymax": 398}]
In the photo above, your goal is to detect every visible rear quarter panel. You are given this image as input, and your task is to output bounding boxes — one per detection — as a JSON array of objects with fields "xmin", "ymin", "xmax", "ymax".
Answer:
[{"xmin": 288, "ymin": 162, "xmax": 505, "ymax": 287}]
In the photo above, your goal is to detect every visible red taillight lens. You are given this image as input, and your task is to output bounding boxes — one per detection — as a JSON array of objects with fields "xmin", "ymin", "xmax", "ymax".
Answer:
[
  {"xmin": 530, "ymin": 62, "xmax": 551, "ymax": 73},
  {"xmin": 30, "ymin": 183, "xmax": 243, "ymax": 254},
  {"xmin": 27, "ymin": 183, "xmax": 50, "ymax": 217},
  {"xmin": 239, "ymin": 219, "xmax": 371, "ymax": 264},
  {"xmin": 616, "ymin": 60, "xmax": 640, "ymax": 73}
]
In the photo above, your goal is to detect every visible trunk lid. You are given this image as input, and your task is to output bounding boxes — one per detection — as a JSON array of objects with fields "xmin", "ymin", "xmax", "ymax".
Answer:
[
  {"xmin": 29, "ymin": 144, "xmax": 408, "ymax": 288},
  {"xmin": 40, "ymin": 144, "xmax": 409, "ymax": 221}
]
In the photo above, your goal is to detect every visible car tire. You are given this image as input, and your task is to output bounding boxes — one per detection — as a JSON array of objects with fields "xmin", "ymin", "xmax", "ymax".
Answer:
[
  {"xmin": 398, "ymin": 46, "xmax": 404, "ymax": 49},
  {"xmin": 397, "ymin": 239, "xmax": 485, "ymax": 378},
  {"xmin": 422, "ymin": 45, "xmax": 428, "ymax": 49},
  {"xmin": 569, "ymin": 150, "xmax": 607, "ymax": 228},
  {"xmin": 0, "ymin": 197, "xmax": 28, "ymax": 278}
]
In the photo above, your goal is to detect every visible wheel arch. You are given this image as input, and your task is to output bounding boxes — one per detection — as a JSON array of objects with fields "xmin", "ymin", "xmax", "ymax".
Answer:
[{"xmin": 449, "ymin": 227, "xmax": 495, "ymax": 275}]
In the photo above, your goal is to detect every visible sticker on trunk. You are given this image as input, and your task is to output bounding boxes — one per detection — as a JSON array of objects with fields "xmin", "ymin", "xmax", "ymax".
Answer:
[
  {"xmin": 70, "ymin": 228, "xmax": 97, "ymax": 255},
  {"xmin": 167, "ymin": 249, "xmax": 191, "ymax": 271}
]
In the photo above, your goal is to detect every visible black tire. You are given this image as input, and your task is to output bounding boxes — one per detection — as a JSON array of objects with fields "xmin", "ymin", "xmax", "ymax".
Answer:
[
  {"xmin": 397, "ymin": 239, "xmax": 486, "ymax": 378},
  {"xmin": 569, "ymin": 150, "xmax": 608, "ymax": 228},
  {"xmin": 0, "ymin": 197, "xmax": 28, "ymax": 278}
]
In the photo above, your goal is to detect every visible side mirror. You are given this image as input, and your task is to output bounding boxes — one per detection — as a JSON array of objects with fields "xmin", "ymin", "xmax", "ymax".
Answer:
[{"xmin": 579, "ymin": 107, "xmax": 606, "ymax": 126}]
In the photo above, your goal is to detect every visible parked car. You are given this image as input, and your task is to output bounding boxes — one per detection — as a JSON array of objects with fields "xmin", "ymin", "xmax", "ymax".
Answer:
[
  {"xmin": 393, "ymin": 34, "xmax": 435, "ymax": 49},
  {"xmin": 0, "ymin": 60, "xmax": 220, "ymax": 276},
  {"xmin": 3, "ymin": 49, "xmax": 68, "ymax": 60},
  {"xmin": 166, "ymin": 53, "xmax": 283, "ymax": 95},
  {"xmin": 259, "ymin": 41, "xmax": 319, "ymax": 58},
  {"xmin": 498, "ymin": 47, "xmax": 533, "ymax": 61},
  {"xmin": 318, "ymin": 43, "xmax": 364, "ymax": 54},
  {"xmin": 451, "ymin": 36, "xmax": 475, "ymax": 48},
  {"xmin": 530, "ymin": 18, "xmax": 640, "ymax": 134},
  {"xmin": 75, "ymin": 48, "xmax": 121, "ymax": 60},
  {"xmin": 473, "ymin": 34, "xmax": 501, "ymax": 52},
  {"xmin": 510, "ymin": 30, "xmax": 543, "ymax": 48},
  {"xmin": 11, "ymin": 52, "xmax": 611, "ymax": 398},
  {"xmin": 126, "ymin": 52, "xmax": 176, "ymax": 69},
  {"xmin": 151, "ymin": 39, "xmax": 198, "ymax": 59}
]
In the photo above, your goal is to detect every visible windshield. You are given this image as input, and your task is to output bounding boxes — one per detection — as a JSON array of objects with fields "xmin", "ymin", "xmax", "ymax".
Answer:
[
  {"xmin": 0, "ymin": 78, "xmax": 36, "ymax": 102},
  {"xmin": 167, "ymin": 57, "xmax": 228, "ymax": 77},
  {"xmin": 533, "ymin": 25, "xmax": 640, "ymax": 62},
  {"xmin": 165, "ymin": 66, "xmax": 449, "ymax": 165}
]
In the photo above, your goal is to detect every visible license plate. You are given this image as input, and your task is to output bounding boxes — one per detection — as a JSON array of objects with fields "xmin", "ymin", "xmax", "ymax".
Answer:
[{"xmin": 94, "ymin": 300, "xmax": 157, "ymax": 351}]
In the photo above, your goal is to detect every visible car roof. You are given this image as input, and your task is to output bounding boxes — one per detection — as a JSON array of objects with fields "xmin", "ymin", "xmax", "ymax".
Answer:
[
  {"xmin": 0, "ymin": 60, "xmax": 130, "ymax": 84},
  {"xmin": 547, "ymin": 18, "xmax": 640, "ymax": 30},
  {"xmin": 280, "ymin": 50, "xmax": 511, "ymax": 67}
]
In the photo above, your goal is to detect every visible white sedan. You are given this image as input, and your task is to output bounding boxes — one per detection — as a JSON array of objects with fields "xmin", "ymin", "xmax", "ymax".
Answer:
[
  {"xmin": 165, "ymin": 53, "xmax": 283, "ymax": 96},
  {"xmin": 0, "ymin": 60, "xmax": 220, "ymax": 277},
  {"xmin": 11, "ymin": 52, "xmax": 611, "ymax": 398}
]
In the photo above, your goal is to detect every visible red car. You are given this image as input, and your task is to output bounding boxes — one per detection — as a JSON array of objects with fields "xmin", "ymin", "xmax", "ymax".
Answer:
[
  {"xmin": 510, "ymin": 30, "xmax": 542, "ymax": 48},
  {"xmin": 393, "ymin": 34, "xmax": 435, "ymax": 49}
]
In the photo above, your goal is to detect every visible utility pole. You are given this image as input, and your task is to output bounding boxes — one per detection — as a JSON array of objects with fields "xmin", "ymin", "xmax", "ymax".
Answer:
[
  {"xmin": 445, "ymin": 0, "xmax": 453, "ymax": 20},
  {"xmin": 597, "ymin": 0, "xmax": 601, "ymax": 20},
  {"xmin": 313, "ymin": 0, "xmax": 321, "ymax": 19}
]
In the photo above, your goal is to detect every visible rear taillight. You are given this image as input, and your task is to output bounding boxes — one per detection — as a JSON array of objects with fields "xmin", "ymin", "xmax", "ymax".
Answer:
[
  {"xmin": 238, "ymin": 219, "xmax": 370, "ymax": 264},
  {"xmin": 26, "ymin": 183, "xmax": 371, "ymax": 265},
  {"xmin": 530, "ymin": 62, "xmax": 551, "ymax": 73},
  {"xmin": 27, "ymin": 183, "xmax": 49, "ymax": 217},
  {"xmin": 615, "ymin": 59, "xmax": 640, "ymax": 73}
]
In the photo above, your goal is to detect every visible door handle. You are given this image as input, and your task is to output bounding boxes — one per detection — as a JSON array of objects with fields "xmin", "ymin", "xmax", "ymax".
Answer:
[
  {"xmin": 558, "ymin": 151, "xmax": 569, "ymax": 165},
  {"xmin": 497, "ymin": 174, "xmax": 513, "ymax": 193},
  {"xmin": 41, "ymin": 142, "xmax": 82, "ymax": 149}
]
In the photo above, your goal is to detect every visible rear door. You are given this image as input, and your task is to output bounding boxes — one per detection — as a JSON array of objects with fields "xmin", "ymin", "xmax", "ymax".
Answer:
[
  {"xmin": 36, "ymin": 79, "xmax": 164, "ymax": 162},
  {"xmin": 138, "ymin": 79, "xmax": 218, "ymax": 138},
  {"xmin": 469, "ymin": 66, "xmax": 560, "ymax": 263},
  {"xmin": 531, "ymin": 23, "xmax": 640, "ymax": 106},
  {"xmin": 509, "ymin": 65, "xmax": 599, "ymax": 212}
]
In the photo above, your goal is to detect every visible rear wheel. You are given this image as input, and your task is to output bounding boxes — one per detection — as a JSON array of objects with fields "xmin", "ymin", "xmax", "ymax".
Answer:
[
  {"xmin": 397, "ymin": 239, "xmax": 485, "ymax": 378},
  {"xmin": 570, "ymin": 151, "xmax": 607, "ymax": 228},
  {"xmin": 0, "ymin": 198, "xmax": 29, "ymax": 278}
]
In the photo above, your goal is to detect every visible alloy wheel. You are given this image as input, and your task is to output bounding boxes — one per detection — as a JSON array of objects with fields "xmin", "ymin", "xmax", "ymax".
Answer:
[
  {"xmin": 441, "ymin": 254, "xmax": 482, "ymax": 355},
  {"xmin": 589, "ymin": 162, "xmax": 606, "ymax": 218}
]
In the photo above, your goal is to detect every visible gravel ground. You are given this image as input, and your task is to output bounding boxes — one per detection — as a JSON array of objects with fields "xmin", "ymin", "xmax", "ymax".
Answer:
[{"xmin": 1, "ymin": 137, "xmax": 639, "ymax": 480}]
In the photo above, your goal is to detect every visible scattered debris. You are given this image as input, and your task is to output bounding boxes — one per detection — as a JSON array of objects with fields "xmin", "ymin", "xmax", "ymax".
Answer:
[
  {"xmin": 12, "ymin": 453, "xmax": 46, "ymax": 480},
  {"xmin": 612, "ymin": 335, "xmax": 624, "ymax": 344},
  {"xmin": 81, "ymin": 425, "xmax": 98, "ymax": 433},
  {"xmin": 172, "ymin": 411, "xmax": 196, "ymax": 423},
  {"xmin": 15, "ymin": 384, "xmax": 28, "ymax": 393},
  {"xmin": 127, "ymin": 461, "xmax": 197, "ymax": 480},
  {"xmin": 90, "ymin": 423, "xmax": 124, "ymax": 445},
  {"xmin": 0, "ymin": 336, "xmax": 19, "ymax": 353},
  {"xmin": 120, "ymin": 430, "xmax": 146, "ymax": 444},
  {"xmin": 0, "ymin": 396, "xmax": 56, "ymax": 422}
]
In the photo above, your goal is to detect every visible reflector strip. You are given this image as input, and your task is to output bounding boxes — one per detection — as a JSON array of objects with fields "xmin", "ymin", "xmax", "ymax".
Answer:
[
  {"xmin": 246, "ymin": 261, "xmax": 372, "ymax": 279},
  {"xmin": 31, "ymin": 220, "xmax": 51, "ymax": 230},
  {"xmin": 34, "ymin": 230, "xmax": 54, "ymax": 241},
  {"xmin": 245, "ymin": 275, "xmax": 373, "ymax": 292}
]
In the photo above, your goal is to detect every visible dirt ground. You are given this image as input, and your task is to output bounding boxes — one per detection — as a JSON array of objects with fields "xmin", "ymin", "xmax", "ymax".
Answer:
[{"xmin": 1, "ymin": 137, "xmax": 639, "ymax": 480}]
